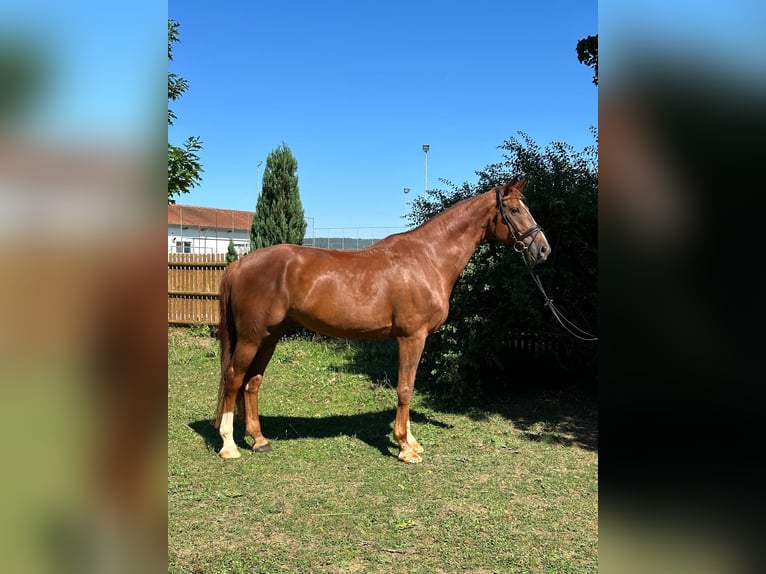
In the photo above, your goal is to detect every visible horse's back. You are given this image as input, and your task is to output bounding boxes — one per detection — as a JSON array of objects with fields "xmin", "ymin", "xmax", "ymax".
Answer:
[
  {"xmin": 228, "ymin": 242, "xmax": 447, "ymax": 339},
  {"xmin": 231, "ymin": 243, "xmax": 378, "ymax": 302}
]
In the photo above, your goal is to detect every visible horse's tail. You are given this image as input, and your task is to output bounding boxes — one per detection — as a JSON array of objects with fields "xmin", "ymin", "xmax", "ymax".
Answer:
[{"xmin": 214, "ymin": 259, "xmax": 239, "ymax": 428}]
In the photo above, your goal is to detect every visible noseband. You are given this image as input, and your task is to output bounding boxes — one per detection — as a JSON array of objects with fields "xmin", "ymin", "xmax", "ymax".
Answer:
[{"xmin": 495, "ymin": 187, "xmax": 544, "ymax": 256}]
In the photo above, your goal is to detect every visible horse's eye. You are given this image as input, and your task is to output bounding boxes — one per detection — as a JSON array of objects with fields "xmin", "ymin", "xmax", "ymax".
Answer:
[{"xmin": 510, "ymin": 207, "xmax": 520, "ymax": 215}]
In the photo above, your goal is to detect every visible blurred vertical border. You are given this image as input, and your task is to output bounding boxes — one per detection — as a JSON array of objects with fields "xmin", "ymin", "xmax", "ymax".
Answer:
[
  {"xmin": 0, "ymin": 2, "xmax": 167, "ymax": 573},
  {"xmin": 600, "ymin": 1, "xmax": 766, "ymax": 572}
]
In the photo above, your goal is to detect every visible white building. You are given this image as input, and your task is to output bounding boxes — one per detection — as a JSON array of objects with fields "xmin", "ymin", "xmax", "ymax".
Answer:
[{"xmin": 168, "ymin": 204, "xmax": 253, "ymax": 255}]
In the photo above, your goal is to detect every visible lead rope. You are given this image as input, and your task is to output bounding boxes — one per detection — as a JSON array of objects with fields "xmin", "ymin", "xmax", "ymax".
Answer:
[{"xmin": 528, "ymin": 270, "xmax": 598, "ymax": 341}]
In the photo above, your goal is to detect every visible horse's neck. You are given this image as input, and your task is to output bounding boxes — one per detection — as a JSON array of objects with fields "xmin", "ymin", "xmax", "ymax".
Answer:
[{"xmin": 407, "ymin": 192, "xmax": 494, "ymax": 286}]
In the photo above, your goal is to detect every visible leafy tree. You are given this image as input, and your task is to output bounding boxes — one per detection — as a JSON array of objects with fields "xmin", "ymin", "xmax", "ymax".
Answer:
[
  {"xmin": 250, "ymin": 143, "xmax": 307, "ymax": 249},
  {"xmin": 407, "ymin": 130, "xmax": 597, "ymax": 402},
  {"xmin": 168, "ymin": 19, "xmax": 203, "ymax": 204},
  {"xmin": 576, "ymin": 34, "xmax": 598, "ymax": 86},
  {"xmin": 225, "ymin": 239, "xmax": 239, "ymax": 265}
]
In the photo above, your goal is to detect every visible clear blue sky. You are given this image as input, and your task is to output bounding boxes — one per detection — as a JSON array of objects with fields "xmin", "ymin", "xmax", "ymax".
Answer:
[
  {"xmin": 169, "ymin": 1, "xmax": 597, "ymax": 230},
  {"xmin": 1, "ymin": 1, "xmax": 164, "ymax": 144}
]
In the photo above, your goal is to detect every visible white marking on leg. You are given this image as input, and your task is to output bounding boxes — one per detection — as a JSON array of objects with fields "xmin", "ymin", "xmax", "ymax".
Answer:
[
  {"xmin": 219, "ymin": 412, "xmax": 240, "ymax": 457},
  {"xmin": 406, "ymin": 420, "xmax": 416, "ymax": 444}
]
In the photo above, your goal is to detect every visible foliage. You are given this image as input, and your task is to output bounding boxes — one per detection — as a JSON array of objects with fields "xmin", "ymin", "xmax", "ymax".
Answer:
[
  {"xmin": 225, "ymin": 239, "xmax": 239, "ymax": 265},
  {"xmin": 168, "ymin": 19, "xmax": 204, "ymax": 204},
  {"xmin": 250, "ymin": 143, "xmax": 307, "ymax": 249},
  {"xmin": 167, "ymin": 19, "xmax": 184, "ymax": 125},
  {"xmin": 576, "ymin": 34, "xmax": 598, "ymax": 86},
  {"xmin": 167, "ymin": 137, "xmax": 203, "ymax": 204},
  {"xmin": 188, "ymin": 323, "xmax": 213, "ymax": 338},
  {"xmin": 407, "ymin": 130, "xmax": 598, "ymax": 401}
]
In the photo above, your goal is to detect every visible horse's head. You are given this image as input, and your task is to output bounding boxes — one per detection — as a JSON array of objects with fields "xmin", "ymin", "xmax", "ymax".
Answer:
[{"xmin": 491, "ymin": 177, "xmax": 551, "ymax": 266}]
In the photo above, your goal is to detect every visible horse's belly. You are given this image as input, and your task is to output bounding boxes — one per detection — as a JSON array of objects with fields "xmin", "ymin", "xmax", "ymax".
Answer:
[{"xmin": 289, "ymin": 293, "xmax": 393, "ymax": 339}]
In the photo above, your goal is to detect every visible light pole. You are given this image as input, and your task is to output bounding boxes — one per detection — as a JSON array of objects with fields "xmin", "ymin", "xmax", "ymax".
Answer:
[
  {"xmin": 403, "ymin": 187, "xmax": 410, "ymax": 221},
  {"xmin": 422, "ymin": 144, "xmax": 430, "ymax": 195},
  {"xmin": 256, "ymin": 160, "xmax": 263, "ymax": 195}
]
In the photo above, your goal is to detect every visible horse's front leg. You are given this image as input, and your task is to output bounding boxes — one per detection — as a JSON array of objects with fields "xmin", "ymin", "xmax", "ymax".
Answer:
[
  {"xmin": 394, "ymin": 334, "xmax": 427, "ymax": 463},
  {"xmin": 406, "ymin": 420, "xmax": 424, "ymax": 455}
]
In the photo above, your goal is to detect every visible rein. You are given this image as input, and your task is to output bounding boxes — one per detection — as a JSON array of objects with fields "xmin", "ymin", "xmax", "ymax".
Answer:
[
  {"xmin": 527, "ymin": 270, "xmax": 598, "ymax": 341},
  {"xmin": 495, "ymin": 186, "xmax": 597, "ymax": 342}
]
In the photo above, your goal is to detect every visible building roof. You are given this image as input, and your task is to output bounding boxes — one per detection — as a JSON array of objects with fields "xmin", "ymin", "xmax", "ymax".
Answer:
[{"xmin": 168, "ymin": 204, "xmax": 254, "ymax": 231}]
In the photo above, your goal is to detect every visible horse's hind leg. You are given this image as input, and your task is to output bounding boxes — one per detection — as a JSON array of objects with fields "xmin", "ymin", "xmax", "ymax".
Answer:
[
  {"xmin": 243, "ymin": 335, "xmax": 280, "ymax": 453},
  {"xmin": 219, "ymin": 341, "xmax": 259, "ymax": 459}
]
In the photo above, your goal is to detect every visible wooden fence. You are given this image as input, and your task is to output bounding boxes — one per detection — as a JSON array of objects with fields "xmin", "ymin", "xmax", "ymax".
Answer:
[{"xmin": 168, "ymin": 253, "xmax": 228, "ymax": 325}]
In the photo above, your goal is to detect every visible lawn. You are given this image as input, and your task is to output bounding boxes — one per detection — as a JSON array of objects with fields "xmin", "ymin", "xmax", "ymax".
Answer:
[{"xmin": 168, "ymin": 327, "xmax": 597, "ymax": 573}]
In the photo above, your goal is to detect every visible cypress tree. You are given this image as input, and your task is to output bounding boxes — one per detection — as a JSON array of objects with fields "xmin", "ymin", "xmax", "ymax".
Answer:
[
  {"xmin": 225, "ymin": 239, "xmax": 239, "ymax": 265},
  {"xmin": 250, "ymin": 143, "xmax": 307, "ymax": 249}
]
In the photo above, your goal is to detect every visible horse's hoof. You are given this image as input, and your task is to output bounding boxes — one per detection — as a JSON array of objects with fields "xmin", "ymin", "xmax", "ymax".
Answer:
[
  {"xmin": 219, "ymin": 447, "xmax": 241, "ymax": 459},
  {"xmin": 398, "ymin": 451, "xmax": 423, "ymax": 464},
  {"xmin": 411, "ymin": 443, "xmax": 425, "ymax": 454},
  {"xmin": 253, "ymin": 443, "xmax": 272, "ymax": 453}
]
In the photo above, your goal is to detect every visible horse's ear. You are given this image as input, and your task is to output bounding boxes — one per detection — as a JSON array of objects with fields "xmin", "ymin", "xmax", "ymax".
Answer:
[
  {"xmin": 515, "ymin": 176, "xmax": 529, "ymax": 193},
  {"xmin": 502, "ymin": 176, "xmax": 518, "ymax": 194}
]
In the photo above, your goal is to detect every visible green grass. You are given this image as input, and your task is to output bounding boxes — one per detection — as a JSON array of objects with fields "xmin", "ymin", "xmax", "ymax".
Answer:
[{"xmin": 168, "ymin": 327, "xmax": 597, "ymax": 573}]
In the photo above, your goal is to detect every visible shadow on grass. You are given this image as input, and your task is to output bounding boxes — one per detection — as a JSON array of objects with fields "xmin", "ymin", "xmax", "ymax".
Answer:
[
  {"xmin": 338, "ymin": 338, "xmax": 598, "ymax": 452},
  {"xmin": 189, "ymin": 409, "xmax": 451, "ymax": 459},
  {"xmin": 192, "ymin": 335, "xmax": 597, "ymax": 454},
  {"xmin": 458, "ymin": 389, "xmax": 598, "ymax": 451}
]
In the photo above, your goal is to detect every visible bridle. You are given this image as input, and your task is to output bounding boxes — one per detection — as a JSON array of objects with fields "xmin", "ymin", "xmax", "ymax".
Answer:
[
  {"xmin": 495, "ymin": 186, "xmax": 544, "ymax": 258},
  {"xmin": 494, "ymin": 185, "xmax": 598, "ymax": 341}
]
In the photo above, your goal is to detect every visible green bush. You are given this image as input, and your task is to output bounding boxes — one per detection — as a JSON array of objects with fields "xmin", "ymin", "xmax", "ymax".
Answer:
[
  {"xmin": 407, "ymin": 131, "xmax": 597, "ymax": 402},
  {"xmin": 225, "ymin": 239, "xmax": 239, "ymax": 265}
]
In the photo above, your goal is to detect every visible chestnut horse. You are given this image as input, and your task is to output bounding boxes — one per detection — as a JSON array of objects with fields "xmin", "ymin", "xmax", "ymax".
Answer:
[{"xmin": 214, "ymin": 176, "xmax": 550, "ymax": 463}]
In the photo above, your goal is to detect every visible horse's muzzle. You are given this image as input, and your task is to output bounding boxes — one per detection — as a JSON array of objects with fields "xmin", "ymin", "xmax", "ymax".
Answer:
[{"xmin": 528, "ymin": 235, "xmax": 551, "ymax": 265}]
